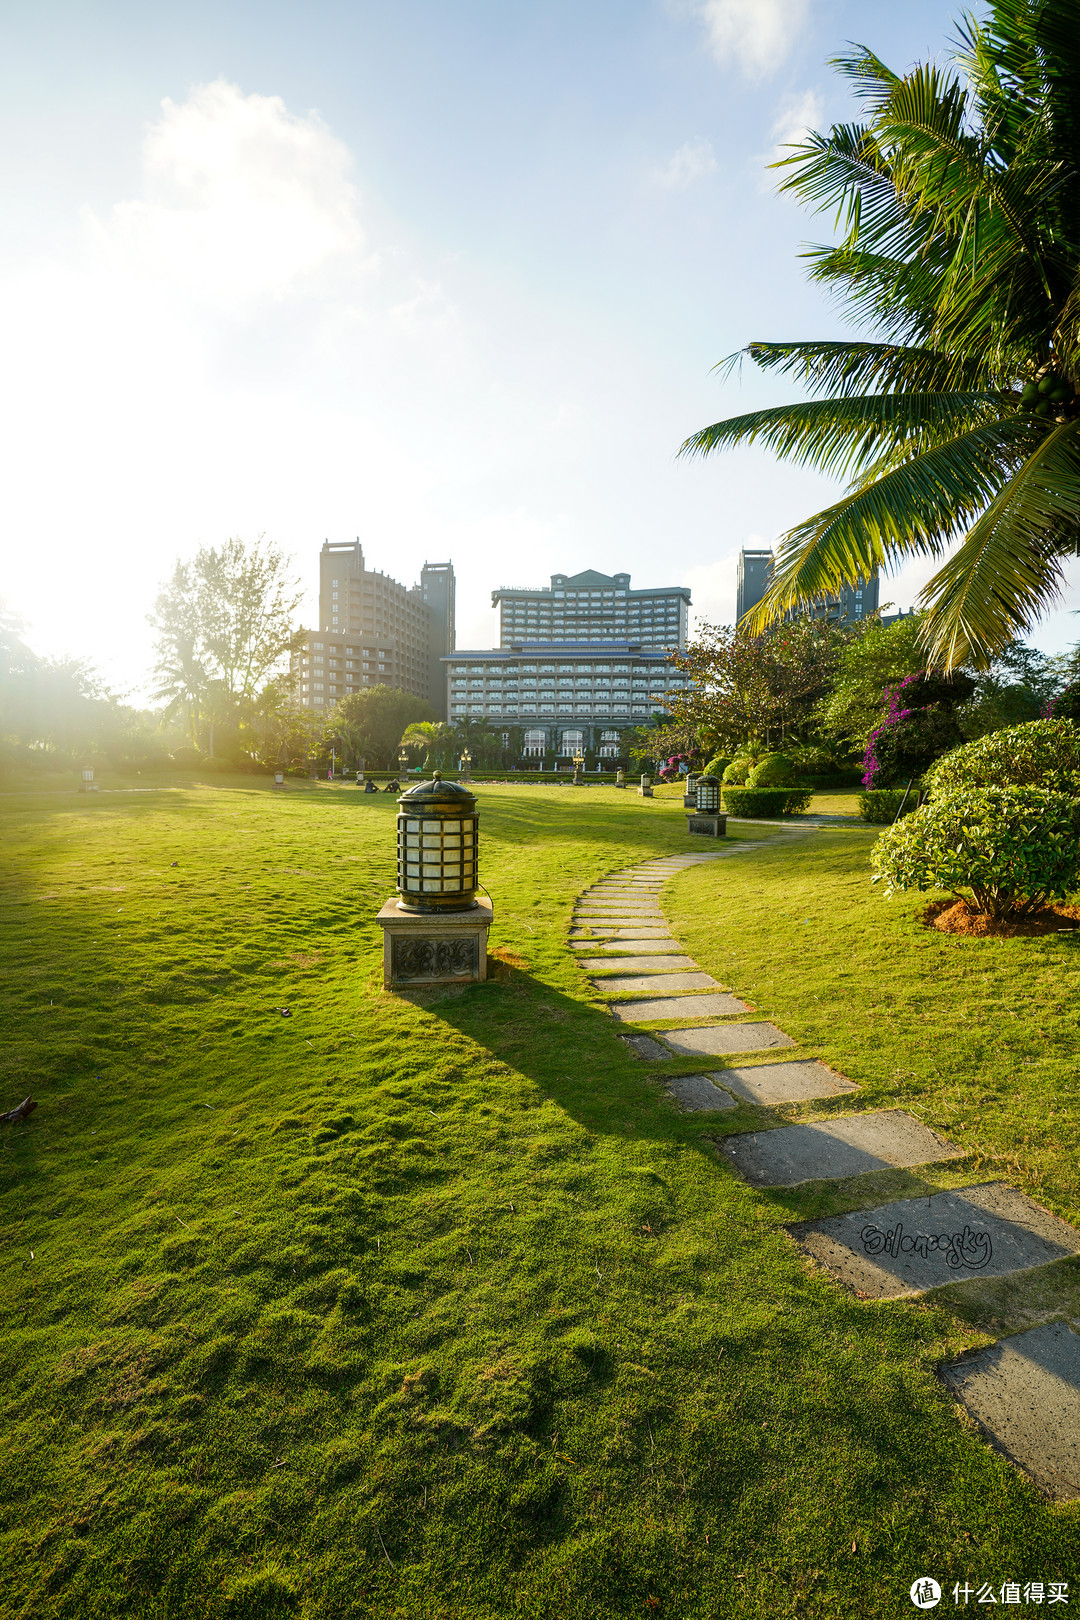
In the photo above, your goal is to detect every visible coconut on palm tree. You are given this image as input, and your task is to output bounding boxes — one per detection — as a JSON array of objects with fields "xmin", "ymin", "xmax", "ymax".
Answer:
[{"xmin": 682, "ymin": 0, "xmax": 1080, "ymax": 668}]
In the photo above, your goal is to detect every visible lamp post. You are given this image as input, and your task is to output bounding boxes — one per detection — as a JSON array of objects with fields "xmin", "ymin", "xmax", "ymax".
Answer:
[
  {"xmin": 398, "ymin": 745, "xmax": 409, "ymax": 779},
  {"xmin": 572, "ymin": 748, "xmax": 585, "ymax": 786},
  {"xmin": 687, "ymin": 774, "xmax": 727, "ymax": 837},
  {"xmin": 683, "ymin": 772, "xmax": 698, "ymax": 809},
  {"xmin": 376, "ymin": 771, "xmax": 493, "ymax": 987},
  {"xmin": 459, "ymin": 747, "xmax": 472, "ymax": 781},
  {"xmin": 638, "ymin": 773, "xmax": 653, "ymax": 799},
  {"xmin": 614, "ymin": 767, "xmax": 626, "ymax": 788}
]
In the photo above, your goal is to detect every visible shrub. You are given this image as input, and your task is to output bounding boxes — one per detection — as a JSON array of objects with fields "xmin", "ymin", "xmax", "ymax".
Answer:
[
  {"xmin": 858, "ymin": 789, "xmax": 918, "ymax": 824},
  {"xmin": 1044, "ymin": 681, "xmax": 1080, "ymax": 724},
  {"xmin": 170, "ymin": 745, "xmax": 203, "ymax": 768},
  {"xmin": 747, "ymin": 752, "xmax": 797, "ymax": 788},
  {"xmin": 723, "ymin": 787, "xmax": 810, "ymax": 818},
  {"xmin": 870, "ymin": 786, "xmax": 1080, "ymax": 919},
  {"xmin": 722, "ymin": 757, "xmax": 754, "ymax": 785},
  {"xmin": 787, "ymin": 745, "xmax": 838, "ymax": 774},
  {"xmin": 924, "ymin": 717, "xmax": 1080, "ymax": 797},
  {"xmin": 702, "ymin": 754, "xmax": 732, "ymax": 779}
]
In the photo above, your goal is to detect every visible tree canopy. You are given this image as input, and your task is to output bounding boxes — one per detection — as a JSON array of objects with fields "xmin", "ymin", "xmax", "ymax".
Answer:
[
  {"xmin": 328, "ymin": 687, "xmax": 437, "ymax": 769},
  {"xmin": 148, "ymin": 537, "xmax": 303, "ymax": 752},
  {"xmin": 682, "ymin": 0, "xmax": 1080, "ymax": 669}
]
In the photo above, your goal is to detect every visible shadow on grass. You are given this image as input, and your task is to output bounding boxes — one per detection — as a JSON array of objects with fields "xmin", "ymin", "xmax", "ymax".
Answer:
[{"xmin": 395, "ymin": 958, "xmax": 768, "ymax": 1151}]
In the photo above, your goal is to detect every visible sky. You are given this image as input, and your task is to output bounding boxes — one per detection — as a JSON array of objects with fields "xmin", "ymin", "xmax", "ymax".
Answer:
[{"xmin": 3, "ymin": 0, "xmax": 1078, "ymax": 696}]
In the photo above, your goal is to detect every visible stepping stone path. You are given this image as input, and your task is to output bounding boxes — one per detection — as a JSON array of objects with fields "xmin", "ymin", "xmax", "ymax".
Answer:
[{"xmin": 570, "ymin": 844, "xmax": 1080, "ymax": 1498}]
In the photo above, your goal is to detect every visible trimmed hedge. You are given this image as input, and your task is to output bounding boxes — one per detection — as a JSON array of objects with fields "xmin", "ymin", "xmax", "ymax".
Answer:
[
  {"xmin": 722, "ymin": 787, "xmax": 813, "ymax": 818},
  {"xmin": 858, "ymin": 789, "xmax": 918, "ymax": 824},
  {"xmin": 870, "ymin": 785, "xmax": 1080, "ymax": 919}
]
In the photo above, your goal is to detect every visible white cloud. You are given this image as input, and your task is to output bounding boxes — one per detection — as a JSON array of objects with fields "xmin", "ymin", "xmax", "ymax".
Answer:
[
  {"xmin": 85, "ymin": 80, "xmax": 365, "ymax": 304},
  {"xmin": 653, "ymin": 137, "xmax": 718, "ymax": 190},
  {"xmin": 758, "ymin": 88, "xmax": 824, "ymax": 188},
  {"xmin": 696, "ymin": 0, "xmax": 810, "ymax": 80}
]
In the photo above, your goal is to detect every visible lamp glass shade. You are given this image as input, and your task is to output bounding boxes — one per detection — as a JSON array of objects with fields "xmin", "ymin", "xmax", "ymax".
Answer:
[
  {"xmin": 396, "ymin": 773, "xmax": 479, "ymax": 913},
  {"xmin": 696, "ymin": 775, "xmax": 720, "ymax": 812}
]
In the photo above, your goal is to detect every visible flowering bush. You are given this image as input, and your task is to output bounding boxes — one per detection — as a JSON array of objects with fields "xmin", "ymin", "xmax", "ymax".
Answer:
[
  {"xmin": 1044, "ymin": 681, "xmax": 1080, "ymax": 724},
  {"xmin": 924, "ymin": 717, "xmax": 1080, "ymax": 797},
  {"xmin": 861, "ymin": 671, "xmax": 975, "ymax": 788},
  {"xmin": 870, "ymin": 786, "xmax": 1080, "ymax": 918}
]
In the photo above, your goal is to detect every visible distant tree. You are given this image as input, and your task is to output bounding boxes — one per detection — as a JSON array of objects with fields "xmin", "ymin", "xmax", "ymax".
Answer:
[
  {"xmin": 328, "ymin": 687, "xmax": 436, "ymax": 769},
  {"xmin": 664, "ymin": 618, "xmax": 845, "ymax": 751},
  {"xmin": 400, "ymin": 720, "xmax": 455, "ymax": 771},
  {"xmin": 148, "ymin": 537, "xmax": 303, "ymax": 756},
  {"xmin": 812, "ymin": 616, "xmax": 929, "ymax": 757}
]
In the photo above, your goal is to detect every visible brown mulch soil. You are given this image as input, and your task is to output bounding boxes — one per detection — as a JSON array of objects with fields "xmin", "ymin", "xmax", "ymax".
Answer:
[{"xmin": 921, "ymin": 899, "xmax": 1080, "ymax": 938}]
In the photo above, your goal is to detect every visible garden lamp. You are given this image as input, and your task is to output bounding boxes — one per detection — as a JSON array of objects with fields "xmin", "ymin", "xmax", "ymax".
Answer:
[{"xmin": 396, "ymin": 772, "xmax": 479, "ymax": 912}]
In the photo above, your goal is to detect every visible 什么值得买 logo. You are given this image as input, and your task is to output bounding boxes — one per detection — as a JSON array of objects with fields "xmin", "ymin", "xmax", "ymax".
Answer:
[{"xmin": 861, "ymin": 1223, "xmax": 992, "ymax": 1270}]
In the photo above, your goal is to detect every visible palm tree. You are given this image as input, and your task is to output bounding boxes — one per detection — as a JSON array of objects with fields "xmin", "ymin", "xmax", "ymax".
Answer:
[
  {"xmin": 399, "ymin": 720, "xmax": 454, "ymax": 771},
  {"xmin": 681, "ymin": 1, "xmax": 1080, "ymax": 669}
]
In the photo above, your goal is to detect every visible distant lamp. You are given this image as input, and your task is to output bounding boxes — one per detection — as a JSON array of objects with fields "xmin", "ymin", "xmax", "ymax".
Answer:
[
  {"xmin": 572, "ymin": 748, "xmax": 585, "ymax": 785},
  {"xmin": 80, "ymin": 768, "xmax": 99, "ymax": 794},
  {"xmin": 614, "ymin": 767, "xmax": 626, "ymax": 789},
  {"xmin": 377, "ymin": 771, "xmax": 493, "ymax": 988},
  {"xmin": 638, "ymin": 773, "xmax": 653, "ymax": 799},
  {"xmin": 683, "ymin": 772, "xmax": 698, "ymax": 809},
  {"xmin": 273, "ymin": 771, "xmax": 285, "ymax": 789},
  {"xmin": 398, "ymin": 746, "xmax": 409, "ymax": 774},
  {"xmin": 459, "ymin": 748, "xmax": 473, "ymax": 780}
]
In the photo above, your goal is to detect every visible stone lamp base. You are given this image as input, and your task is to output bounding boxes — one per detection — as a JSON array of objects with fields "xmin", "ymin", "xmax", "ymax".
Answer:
[
  {"xmin": 687, "ymin": 812, "xmax": 727, "ymax": 837},
  {"xmin": 377, "ymin": 896, "xmax": 494, "ymax": 989}
]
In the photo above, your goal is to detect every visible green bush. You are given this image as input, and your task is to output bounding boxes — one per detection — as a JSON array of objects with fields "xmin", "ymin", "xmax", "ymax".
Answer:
[
  {"xmin": 924, "ymin": 717, "xmax": 1080, "ymax": 797},
  {"xmin": 701, "ymin": 754, "xmax": 732, "ymax": 779},
  {"xmin": 723, "ymin": 787, "xmax": 811, "ymax": 818},
  {"xmin": 858, "ymin": 789, "xmax": 918, "ymax": 824},
  {"xmin": 870, "ymin": 786, "xmax": 1080, "ymax": 919},
  {"xmin": 722, "ymin": 757, "xmax": 754, "ymax": 785},
  {"xmin": 787, "ymin": 745, "xmax": 838, "ymax": 774},
  {"xmin": 747, "ymin": 752, "xmax": 796, "ymax": 788}
]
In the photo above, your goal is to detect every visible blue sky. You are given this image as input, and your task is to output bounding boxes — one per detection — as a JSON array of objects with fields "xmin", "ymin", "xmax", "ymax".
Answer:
[{"xmin": 4, "ymin": 0, "xmax": 1075, "ymax": 690}]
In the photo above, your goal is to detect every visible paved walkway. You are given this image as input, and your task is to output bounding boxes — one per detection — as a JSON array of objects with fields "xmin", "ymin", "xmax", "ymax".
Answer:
[{"xmin": 570, "ymin": 842, "xmax": 1080, "ymax": 1500}]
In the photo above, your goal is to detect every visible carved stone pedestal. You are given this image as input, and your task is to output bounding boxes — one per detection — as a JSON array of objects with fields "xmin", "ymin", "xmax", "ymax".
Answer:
[
  {"xmin": 376, "ymin": 896, "xmax": 494, "ymax": 989},
  {"xmin": 686, "ymin": 812, "xmax": 727, "ymax": 837}
]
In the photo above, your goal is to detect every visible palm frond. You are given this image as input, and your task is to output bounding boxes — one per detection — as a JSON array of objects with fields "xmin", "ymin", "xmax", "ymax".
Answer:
[
  {"xmin": 734, "ymin": 339, "xmax": 995, "ymax": 394},
  {"xmin": 917, "ymin": 417, "xmax": 1080, "ymax": 667},
  {"xmin": 680, "ymin": 392, "xmax": 1009, "ymax": 482},
  {"xmin": 744, "ymin": 415, "xmax": 1038, "ymax": 631}
]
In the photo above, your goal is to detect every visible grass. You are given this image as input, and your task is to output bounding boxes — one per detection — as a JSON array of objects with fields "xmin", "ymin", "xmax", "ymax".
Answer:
[{"xmin": 0, "ymin": 782, "xmax": 1077, "ymax": 1619}]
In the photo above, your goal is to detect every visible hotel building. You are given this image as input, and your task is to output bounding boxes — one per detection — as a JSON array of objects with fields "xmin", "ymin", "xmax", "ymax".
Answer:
[{"xmin": 291, "ymin": 542, "xmax": 455, "ymax": 717}]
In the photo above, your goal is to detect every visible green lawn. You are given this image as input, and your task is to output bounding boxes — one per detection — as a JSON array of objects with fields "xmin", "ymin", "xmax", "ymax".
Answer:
[{"xmin": 0, "ymin": 783, "xmax": 1076, "ymax": 1619}]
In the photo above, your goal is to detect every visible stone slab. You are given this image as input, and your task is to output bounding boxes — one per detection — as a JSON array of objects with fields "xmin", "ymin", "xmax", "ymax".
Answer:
[
  {"xmin": 717, "ymin": 1060, "xmax": 860, "ymax": 1106},
  {"xmin": 591, "ymin": 972, "xmax": 716, "ymax": 994},
  {"xmin": 576, "ymin": 903, "xmax": 664, "ymax": 914},
  {"xmin": 611, "ymin": 992, "xmax": 750, "ymax": 1023},
  {"xmin": 789, "ymin": 1182, "xmax": 1080, "ymax": 1298},
  {"xmin": 620, "ymin": 1033, "xmax": 670, "ymax": 1060},
  {"xmin": 941, "ymin": 1322, "xmax": 1080, "ymax": 1501},
  {"xmin": 577, "ymin": 954, "xmax": 698, "ymax": 972},
  {"xmin": 661, "ymin": 1023, "xmax": 796, "ymax": 1057},
  {"xmin": 722, "ymin": 1109, "xmax": 960, "ymax": 1189},
  {"xmin": 666, "ymin": 1074, "xmax": 738, "ymax": 1112},
  {"xmin": 569, "ymin": 933, "xmax": 670, "ymax": 946}
]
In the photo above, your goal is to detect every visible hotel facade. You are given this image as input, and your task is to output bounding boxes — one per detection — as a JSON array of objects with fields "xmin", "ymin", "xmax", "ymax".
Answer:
[{"xmin": 444, "ymin": 568, "xmax": 692, "ymax": 757}]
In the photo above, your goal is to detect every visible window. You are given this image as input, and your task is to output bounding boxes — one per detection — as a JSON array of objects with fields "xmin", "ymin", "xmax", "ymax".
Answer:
[
  {"xmin": 560, "ymin": 729, "xmax": 584, "ymax": 752},
  {"xmin": 523, "ymin": 729, "xmax": 546, "ymax": 756}
]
